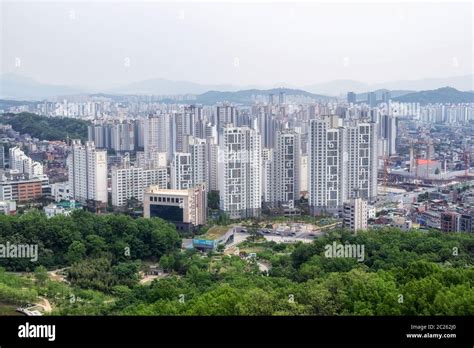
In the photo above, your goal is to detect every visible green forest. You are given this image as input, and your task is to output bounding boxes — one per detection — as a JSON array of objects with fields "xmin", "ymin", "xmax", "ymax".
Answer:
[
  {"xmin": 0, "ymin": 211, "xmax": 473, "ymax": 315},
  {"xmin": 0, "ymin": 112, "xmax": 89, "ymax": 141}
]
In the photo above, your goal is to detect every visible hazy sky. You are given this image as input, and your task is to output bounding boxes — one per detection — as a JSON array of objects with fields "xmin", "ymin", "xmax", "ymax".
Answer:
[{"xmin": 1, "ymin": 1, "xmax": 472, "ymax": 89}]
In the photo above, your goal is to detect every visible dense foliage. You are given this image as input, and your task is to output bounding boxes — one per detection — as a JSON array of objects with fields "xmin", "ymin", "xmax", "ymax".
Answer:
[
  {"xmin": 101, "ymin": 229, "xmax": 473, "ymax": 315},
  {"xmin": 0, "ymin": 112, "xmax": 90, "ymax": 141},
  {"xmin": 1, "ymin": 215, "xmax": 473, "ymax": 315},
  {"xmin": 0, "ymin": 210, "xmax": 181, "ymax": 274}
]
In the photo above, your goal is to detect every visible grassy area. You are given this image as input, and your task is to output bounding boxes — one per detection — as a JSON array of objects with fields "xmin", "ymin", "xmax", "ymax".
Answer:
[
  {"xmin": 238, "ymin": 246, "xmax": 265, "ymax": 254},
  {"xmin": 0, "ymin": 302, "xmax": 24, "ymax": 315},
  {"xmin": 202, "ymin": 225, "xmax": 231, "ymax": 240},
  {"xmin": 0, "ymin": 269, "xmax": 115, "ymax": 315},
  {"xmin": 237, "ymin": 239, "xmax": 296, "ymax": 261}
]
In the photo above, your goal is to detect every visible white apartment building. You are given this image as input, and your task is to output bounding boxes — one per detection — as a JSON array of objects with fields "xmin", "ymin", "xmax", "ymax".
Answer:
[
  {"xmin": 216, "ymin": 105, "xmax": 237, "ymax": 142},
  {"xmin": 171, "ymin": 112, "xmax": 193, "ymax": 153},
  {"xmin": 308, "ymin": 118, "xmax": 345, "ymax": 214},
  {"xmin": 343, "ymin": 197, "xmax": 368, "ymax": 232},
  {"xmin": 207, "ymin": 138, "xmax": 219, "ymax": 192},
  {"xmin": 189, "ymin": 137, "xmax": 208, "ymax": 190},
  {"xmin": 144, "ymin": 114, "xmax": 172, "ymax": 161},
  {"xmin": 111, "ymin": 166, "xmax": 168, "ymax": 207},
  {"xmin": 218, "ymin": 126, "xmax": 261, "ymax": 219},
  {"xmin": 308, "ymin": 117, "xmax": 377, "ymax": 215},
  {"xmin": 67, "ymin": 140, "xmax": 108, "ymax": 204},
  {"xmin": 170, "ymin": 152, "xmax": 193, "ymax": 190},
  {"xmin": 379, "ymin": 114, "xmax": 397, "ymax": 156},
  {"xmin": 264, "ymin": 130, "xmax": 300, "ymax": 207},
  {"xmin": 345, "ymin": 121, "xmax": 378, "ymax": 202},
  {"xmin": 136, "ymin": 151, "xmax": 167, "ymax": 169},
  {"xmin": 343, "ymin": 197, "xmax": 368, "ymax": 231},
  {"xmin": 9, "ymin": 147, "xmax": 43, "ymax": 178},
  {"xmin": 111, "ymin": 121, "xmax": 135, "ymax": 152}
]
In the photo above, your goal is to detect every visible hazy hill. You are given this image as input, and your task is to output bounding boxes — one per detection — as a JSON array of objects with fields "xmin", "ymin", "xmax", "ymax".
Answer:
[
  {"xmin": 194, "ymin": 88, "xmax": 334, "ymax": 105},
  {"xmin": 0, "ymin": 73, "xmax": 84, "ymax": 100},
  {"xmin": 304, "ymin": 75, "xmax": 473, "ymax": 96},
  {"xmin": 355, "ymin": 89, "xmax": 414, "ymax": 101},
  {"xmin": 108, "ymin": 78, "xmax": 246, "ymax": 95},
  {"xmin": 393, "ymin": 87, "xmax": 474, "ymax": 104}
]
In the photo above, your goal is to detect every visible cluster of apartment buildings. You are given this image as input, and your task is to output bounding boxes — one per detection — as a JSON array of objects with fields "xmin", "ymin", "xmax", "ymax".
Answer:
[
  {"xmin": 62, "ymin": 104, "xmax": 381, "ymax": 231},
  {"xmin": 3, "ymin": 95, "xmax": 472, "ymax": 235}
]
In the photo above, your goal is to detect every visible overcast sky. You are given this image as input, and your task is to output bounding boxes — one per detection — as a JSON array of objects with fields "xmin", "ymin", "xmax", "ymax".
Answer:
[{"xmin": 1, "ymin": 1, "xmax": 472, "ymax": 89}]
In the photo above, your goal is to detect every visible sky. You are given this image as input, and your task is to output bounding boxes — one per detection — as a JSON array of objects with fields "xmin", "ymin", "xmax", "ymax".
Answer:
[{"xmin": 1, "ymin": 1, "xmax": 472, "ymax": 89}]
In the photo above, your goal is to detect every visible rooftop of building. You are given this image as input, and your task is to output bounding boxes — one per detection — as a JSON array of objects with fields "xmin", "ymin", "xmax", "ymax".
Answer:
[{"xmin": 145, "ymin": 186, "xmax": 189, "ymax": 196}]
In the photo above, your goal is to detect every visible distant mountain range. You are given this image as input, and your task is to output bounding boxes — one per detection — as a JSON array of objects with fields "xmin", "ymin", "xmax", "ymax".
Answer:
[
  {"xmin": 107, "ymin": 78, "xmax": 248, "ymax": 96},
  {"xmin": 393, "ymin": 87, "xmax": 474, "ymax": 104},
  {"xmin": 304, "ymin": 79, "xmax": 370, "ymax": 96},
  {"xmin": 193, "ymin": 87, "xmax": 473, "ymax": 105},
  {"xmin": 0, "ymin": 73, "xmax": 84, "ymax": 100},
  {"xmin": 0, "ymin": 73, "xmax": 473, "ymax": 103},
  {"xmin": 304, "ymin": 75, "xmax": 473, "ymax": 95},
  {"xmin": 194, "ymin": 88, "xmax": 333, "ymax": 105},
  {"xmin": 355, "ymin": 89, "xmax": 415, "ymax": 101}
]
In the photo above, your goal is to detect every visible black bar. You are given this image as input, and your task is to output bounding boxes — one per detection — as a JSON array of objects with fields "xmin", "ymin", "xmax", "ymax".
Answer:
[{"xmin": 0, "ymin": 316, "xmax": 472, "ymax": 346}]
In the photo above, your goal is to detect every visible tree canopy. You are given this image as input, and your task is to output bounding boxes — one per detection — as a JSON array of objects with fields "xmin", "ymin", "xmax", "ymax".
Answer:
[
  {"xmin": 0, "ymin": 112, "xmax": 90, "ymax": 141},
  {"xmin": 1, "ymin": 214, "xmax": 473, "ymax": 315}
]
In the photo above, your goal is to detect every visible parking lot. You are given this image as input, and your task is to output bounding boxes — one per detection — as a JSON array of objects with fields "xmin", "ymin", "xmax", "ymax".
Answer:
[{"xmin": 233, "ymin": 225, "xmax": 325, "ymax": 244}]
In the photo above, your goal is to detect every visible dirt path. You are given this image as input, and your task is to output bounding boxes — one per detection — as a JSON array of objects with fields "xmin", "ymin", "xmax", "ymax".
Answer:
[
  {"xmin": 257, "ymin": 261, "xmax": 271, "ymax": 273},
  {"xmin": 48, "ymin": 268, "xmax": 69, "ymax": 283},
  {"xmin": 35, "ymin": 297, "xmax": 52, "ymax": 313},
  {"xmin": 139, "ymin": 275, "xmax": 159, "ymax": 284}
]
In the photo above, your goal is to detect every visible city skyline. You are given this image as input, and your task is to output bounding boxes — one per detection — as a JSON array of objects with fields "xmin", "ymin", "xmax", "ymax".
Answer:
[{"xmin": 0, "ymin": 0, "xmax": 473, "ymax": 337}]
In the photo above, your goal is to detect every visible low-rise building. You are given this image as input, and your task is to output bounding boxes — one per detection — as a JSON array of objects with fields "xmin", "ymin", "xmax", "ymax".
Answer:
[
  {"xmin": 51, "ymin": 182, "xmax": 72, "ymax": 202},
  {"xmin": 143, "ymin": 183, "xmax": 207, "ymax": 231},
  {"xmin": 43, "ymin": 200, "xmax": 80, "ymax": 218},
  {"xmin": 390, "ymin": 216, "xmax": 413, "ymax": 231},
  {"xmin": 440, "ymin": 211, "xmax": 460, "ymax": 232},
  {"xmin": 0, "ymin": 174, "xmax": 49, "ymax": 202},
  {"xmin": 0, "ymin": 200, "xmax": 16, "ymax": 215},
  {"xmin": 343, "ymin": 197, "xmax": 368, "ymax": 232},
  {"xmin": 459, "ymin": 211, "xmax": 474, "ymax": 232}
]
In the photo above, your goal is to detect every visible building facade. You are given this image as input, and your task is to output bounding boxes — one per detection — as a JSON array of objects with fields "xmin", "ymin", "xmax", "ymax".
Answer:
[
  {"xmin": 264, "ymin": 130, "xmax": 300, "ymax": 207},
  {"xmin": 67, "ymin": 140, "xmax": 108, "ymax": 204},
  {"xmin": 170, "ymin": 152, "xmax": 193, "ymax": 190},
  {"xmin": 112, "ymin": 166, "xmax": 168, "ymax": 207},
  {"xmin": 9, "ymin": 146, "xmax": 43, "ymax": 178},
  {"xmin": 343, "ymin": 197, "xmax": 368, "ymax": 232},
  {"xmin": 308, "ymin": 117, "xmax": 377, "ymax": 215},
  {"xmin": 143, "ymin": 184, "xmax": 207, "ymax": 231},
  {"xmin": 218, "ymin": 126, "xmax": 261, "ymax": 219}
]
